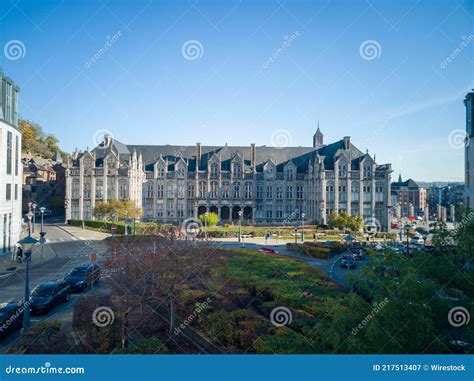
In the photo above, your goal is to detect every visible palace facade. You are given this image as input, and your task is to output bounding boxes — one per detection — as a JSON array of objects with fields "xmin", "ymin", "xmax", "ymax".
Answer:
[{"xmin": 65, "ymin": 128, "xmax": 392, "ymax": 231}]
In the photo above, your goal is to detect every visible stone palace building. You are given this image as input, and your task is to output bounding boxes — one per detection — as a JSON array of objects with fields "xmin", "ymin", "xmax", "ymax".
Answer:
[{"xmin": 65, "ymin": 128, "xmax": 393, "ymax": 231}]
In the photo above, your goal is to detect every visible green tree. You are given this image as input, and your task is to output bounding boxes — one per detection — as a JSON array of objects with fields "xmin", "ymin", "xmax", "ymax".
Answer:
[{"xmin": 199, "ymin": 212, "xmax": 219, "ymax": 227}]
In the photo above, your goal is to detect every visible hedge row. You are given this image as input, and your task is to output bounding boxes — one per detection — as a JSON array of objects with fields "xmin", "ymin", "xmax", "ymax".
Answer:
[{"xmin": 286, "ymin": 241, "xmax": 346, "ymax": 260}]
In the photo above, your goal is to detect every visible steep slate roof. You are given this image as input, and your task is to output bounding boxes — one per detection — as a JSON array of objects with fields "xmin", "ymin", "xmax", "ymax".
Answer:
[
  {"xmin": 391, "ymin": 179, "xmax": 420, "ymax": 189},
  {"xmin": 126, "ymin": 138, "xmax": 368, "ymax": 173}
]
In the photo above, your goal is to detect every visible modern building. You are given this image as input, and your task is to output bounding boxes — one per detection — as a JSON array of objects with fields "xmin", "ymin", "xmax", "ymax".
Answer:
[
  {"xmin": 65, "ymin": 129, "xmax": 393, "ymax": 230},
  {"xmin": 465, "ymin": 90, "xmax": 474, "ymax": 209},
  {"xmin": 391, "ymin": 175, "xmax": 426, "ymax": 217},
  {"xmin": 0, "ymin": 69, "xmax": 22, "ymax": 254}
]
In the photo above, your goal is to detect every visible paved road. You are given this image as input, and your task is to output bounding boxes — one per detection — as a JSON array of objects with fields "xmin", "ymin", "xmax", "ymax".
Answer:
[{"xmin": 0, "ymin": 224, "xmax": 110, "ymax": 350}]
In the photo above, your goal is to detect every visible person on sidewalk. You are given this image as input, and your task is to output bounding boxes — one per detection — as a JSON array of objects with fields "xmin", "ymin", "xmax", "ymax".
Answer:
[{"xmin": 16, "ymin": 246, "xmax": 23, "ymax": 263}]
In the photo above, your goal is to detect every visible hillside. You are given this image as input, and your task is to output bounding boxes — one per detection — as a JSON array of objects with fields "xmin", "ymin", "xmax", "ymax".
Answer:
[{"xmin": 19, "ymin": 119, "xmax": 69, "ymax": 160}]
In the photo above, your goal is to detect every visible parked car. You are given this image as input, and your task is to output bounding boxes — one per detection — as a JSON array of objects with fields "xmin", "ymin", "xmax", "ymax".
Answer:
[
  {"xmin": 0, "ymin": 302, "xmax": 24, "ymax": 338},
  {"xmin": 64, "ymin": 263, "xmax": 101, "ymax": 292},
  {"xmin": 340, "ymin": 255, "xmax": 356, "ymax": 269},
  {"xmin": 29, "ymin": 281, "xmax": 71, "ymax": 315}
]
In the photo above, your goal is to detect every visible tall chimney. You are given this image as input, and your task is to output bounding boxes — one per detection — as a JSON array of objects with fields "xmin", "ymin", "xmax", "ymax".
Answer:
[
  {"xmin": 196, "ymin": 143, "xmax": 202, "ymax": 170},
  {"xmin": 251, "ymin": 143, "xmax": 256, "ymax": 167},
  {"xmin": 343, "ymin": 136, "xmax": 350, "ymax": 150}
]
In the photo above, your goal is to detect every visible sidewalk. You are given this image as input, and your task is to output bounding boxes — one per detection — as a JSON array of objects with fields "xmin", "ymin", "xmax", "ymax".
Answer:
[
  {"xmin": 0, "ymin": 242, "xmax": 56, "ymax": 275},
  {"xmin": 55, "ymin": 224, "xmax": 111, "ymax": 241}
]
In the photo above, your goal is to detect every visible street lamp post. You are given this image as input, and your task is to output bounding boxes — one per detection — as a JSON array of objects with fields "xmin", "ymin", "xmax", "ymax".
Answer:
[
  {"xmin": 238, "ymin": 210, "xmax": 243, "ymax": 246},
  {"xmin": 17, "ymin": 235, "xmax": 39, "ymax": 333},
  {"xmin": 39, "ymin": 207, "xmax": 46, "ymax": 233},
  {"xmin": 301, "ymin": 213, "xmax": 305, "ymax": 242},
  {"xmin": 32, "ymin": 203, "xmax": 37, "ymax": 234},
  {"xmin": 25, "ymin": 210, "xmax": 33, "ymax": 236},
  {"xmin": 405, "ymin": 225, "xmax": 410, "ymax": 257},
  {"xmin": 39, "ymin": 232, "xmax": 46, "ymax": 261}
]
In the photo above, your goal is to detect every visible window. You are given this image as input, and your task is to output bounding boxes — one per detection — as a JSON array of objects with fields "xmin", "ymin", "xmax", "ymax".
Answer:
[
  {"xmin": 14, "ymin": 136, "xmax": 19, "ymax": 176},
  {"xmin": 176, "ymin": 167, "xmax": 185, "ymax": 178},
  {"xmin": 72, "ymin": 179, "xmax": 80, "ymax": 199},
  {"xmin": 296, "ymin": 185, "xmax": 303, "ymax": 199},
  {"xmin": 233, "ymin": 183, "xmax": 240, "ymax": 199},
  {"xmin": 351, "ymin": 182, "xmax": 359, "ymax": 202},
  {"xmin": 6, "ymin": 184, "xmax": 11, "ymax": 201},
  {"xmin": 222, "ymin": 182, "xmax": 229, "ymax": 199},
  {"xmin": 199, "ymin": 181, "xmax": 206, "ymax": 198},
  {"xmin": 276, "ymin": 185, "xmax": 283, "ymax": 199},
  {"xmin": 256, "ymin": 183, "xmax": 263, "ymax": 199},
  {"xmin": 157, "ymin": 167, "xmax": 165, "ymax": 178},
  {"xmin": 338, "ymin": 164, "xmax": 347, "ymax": 177},
  {"xmin": 266, "ymin": 185, "xmax": 273, "ymax": 199},
  {"xmin": 286, "ymin": 168, "xmax": 294, "ymax": 181},
  {"xmin": 14, "ymin": 184, "xmax": 18, "ymax": 200},
  {"xmin": 364, "ymin": 165, "xmax": 371, "ymax": 179},
  {"xmin": 187, "ymin": 184, "xmax": 194, "ymax": 198},
  {"xmin": 96, "ymin": 179, "xmax": 103, "ymax": 199},
  {"xmin": 84, "ymin": 181, "xmax": 91, "ymax": 199},
  {"xmin": 286, "ymin": 185, "xmax": 293, "ymax": 199},
  {"xmin": 233, "ymin": 162, "xmax": 241, "ymax": 177},
  {"xmin": 157, "ymin": 185, "xmax": 164, "ymax": 198},
  {"xmin": 210, "ymin": 181, "xmax": 218, "ymax": 198},
  {"xmin": 244, "ymin": 182, "xmax": 252, "ymax": 199},
  {"xmin": 6, "ymin": 132, "xmax": 12, "ymax": 174},
  {"xmin": 146, "ymin": 182, "xmax": 153, "ymax": 198},
  {"xmin": 210, "ymin": 163, "xmax": 219, "ymax": 178},
  {"xmin": 167, "ymin": 182, "xmax": 175, "ymax": 198}
]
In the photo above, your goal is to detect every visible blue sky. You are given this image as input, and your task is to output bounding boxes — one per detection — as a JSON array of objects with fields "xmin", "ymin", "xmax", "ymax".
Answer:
[{"xmin": 0, "ymin": 0, "xmax": 472, "ymax": 181}]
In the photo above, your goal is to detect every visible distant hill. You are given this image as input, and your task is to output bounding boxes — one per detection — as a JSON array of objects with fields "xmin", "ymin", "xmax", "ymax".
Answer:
[
  {"xmin": 19, "ymin": 119, "xmax": 69, "ymax": 160},
  {"xmin": 416, "ymin": 181, "xmax": 463, "ymax": 188}
]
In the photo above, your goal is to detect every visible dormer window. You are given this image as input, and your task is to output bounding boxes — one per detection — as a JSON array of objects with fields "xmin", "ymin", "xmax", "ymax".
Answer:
[
  {"xmin": 233, "ymin": 162, "xmax": 241, "ymax": 177},
  {"xmin": 157, "ymin": 167, "xmax": 165, "ymax": 178},
  {"xmin": 176, "ymin": 167, "xmax": 185, "ymax": 178},
  {"xmin": 211, "ymin": 162, "xmax": 219, "ymax": 178}
]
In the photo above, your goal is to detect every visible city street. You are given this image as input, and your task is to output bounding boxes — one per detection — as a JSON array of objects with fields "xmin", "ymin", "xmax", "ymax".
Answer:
[{"xmin": 0, "ymin": 223, "xmax": 110, "ymax": 349}]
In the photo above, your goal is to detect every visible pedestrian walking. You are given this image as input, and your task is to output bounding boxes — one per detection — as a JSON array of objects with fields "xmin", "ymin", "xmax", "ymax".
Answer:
[{"xmin": 16, "ymin": 246, "xmax": 23, "ymax": 263}]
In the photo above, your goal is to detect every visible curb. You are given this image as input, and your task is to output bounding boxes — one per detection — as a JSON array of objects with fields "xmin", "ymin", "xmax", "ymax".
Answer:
[{"xmin": 0, "ymin": 249, "xmax": 58, "ymax": 279}]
